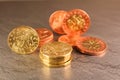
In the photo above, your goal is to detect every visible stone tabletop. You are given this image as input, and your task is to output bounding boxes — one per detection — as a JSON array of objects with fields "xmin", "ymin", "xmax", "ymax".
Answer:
[{"xmin": 0, "ymin": 0, "xmax": 120, "ymax": 80}]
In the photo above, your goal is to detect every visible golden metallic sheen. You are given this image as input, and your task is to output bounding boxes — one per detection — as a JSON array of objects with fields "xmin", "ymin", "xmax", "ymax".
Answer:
[
  {"xmin": 67, "ymin": 14, "xmax": 85, "ymax": 31},
  {"xmin": 39, "ymin": 42, "xmax": 73, "ymax": 67},
  {"xmin": 8, "ymin": 26, "xmax": 39, "ymax": 54}
]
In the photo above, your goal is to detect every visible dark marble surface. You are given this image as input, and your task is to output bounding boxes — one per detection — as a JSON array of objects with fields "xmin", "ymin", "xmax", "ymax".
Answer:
[{"xmin": 0, "ymin": 0, "xmax": 120, "ymax": 80}]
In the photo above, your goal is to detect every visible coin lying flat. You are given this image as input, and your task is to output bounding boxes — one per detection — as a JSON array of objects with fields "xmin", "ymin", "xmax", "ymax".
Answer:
[
  {"xmin": 8, "ymin": 25, "xmax": 39, "ymax": 54},
  {"xmin": 49, "ymin": 10, "xmax": 68, "ymax": 34},
  {"xmin": 36, "ymin": 28, "xmax": 54, "ymax": 47},
  {"xmin": 58, "ymin": 35, "xmax": 79, "ymax": 46},
  {"xmin": 63, "ymin": 9, "xmax": 90, "ymax": 35},
  {"xmin": 39, "ymin": 41, "xmax": 73, "ymax": 67},
  {"xmin": 76, "ymin": 37, "xmax": 107, "ymax": 56}
]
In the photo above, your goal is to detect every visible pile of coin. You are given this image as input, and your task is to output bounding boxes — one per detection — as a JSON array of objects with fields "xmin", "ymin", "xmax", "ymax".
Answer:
[
  {"xmin": 7, "ymin": 25, "xmax": 72, "ymax": 67},
  {"xmin": 49, "ymin": 9, "xmax": 107, "ymax": 56},
  {"xmin": 36, "ymin": 28, "xmax": 54, "ymax": 47},
  {"xmin": 7, "ymin": 9, "xmax": 107, "ymax": 68}
]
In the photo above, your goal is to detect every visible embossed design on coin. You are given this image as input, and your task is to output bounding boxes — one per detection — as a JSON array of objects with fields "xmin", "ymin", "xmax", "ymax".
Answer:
[
  {"xmin": 40, "ymin": 41, "xmax": 72, "ymax": 67},
  {"xmin": 63, "ymin": 9, "xmax": 90, "ymax": 34},
  {"xmin": 40, "ymin": 42, "xmax": 72, "ymax": 56},
  {"xmin": 67, "ymin": 15, "xmax": 85, "ymax": 31},
  {"xmin": 82, "ymin": 39, "xmax": 101, "ymax": 51},
  {"xmin": 76, "ymin": 37, "xmax": 107, "ymax": 56},
  {"xmin": 8, "ymin": 26, "xmax": 39, "ymax": 54}
]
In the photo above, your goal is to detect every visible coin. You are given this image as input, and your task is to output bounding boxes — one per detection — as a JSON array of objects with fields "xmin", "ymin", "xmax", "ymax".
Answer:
[
  {"xmin": 58, "ymin": 35, "xmax": 79, "ymax": 46},
  {"xmin": 36, "ymin": 28, "xmax": 54, "ymax": 47},
  {"xmin": 76, "ymin": 36, "xmax": 107, "ymax": 56},
  {"xmin": 63, "ymin": 9, "xmax": 90, "ymax": 35},
  {"xmin": 39, "ymin": 41, "xmax": 73, "ymax": 67},
  {"xmin": 49, "ymin": 10, "xmax": 68, "ymax": 34},
  {"xmin": 8, "ymin": 25, "xmax": 39, "ymax": 54},
  {"xmin": 40, "ymin": 56, "xmax": 72, "ymax": 67}
]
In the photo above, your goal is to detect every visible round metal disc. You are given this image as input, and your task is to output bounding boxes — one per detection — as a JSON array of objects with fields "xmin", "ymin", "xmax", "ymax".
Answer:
[
  {"xmin": 63, "ymin": 9, "xmax": 90, "ymax": 35},
  {"xmin": 76, "ymin": 36, "xmax": 107, "ymax": 56},
  {"xmin": 49, "ymin": 10, "xmax": 67, "ymax": 34},
  {"xmin": 8, "ymin": 25, "xmax": 39, "ymax": 54}
]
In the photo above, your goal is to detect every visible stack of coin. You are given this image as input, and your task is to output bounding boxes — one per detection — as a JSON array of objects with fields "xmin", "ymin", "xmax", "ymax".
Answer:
[
  {"xmin": 8, "ymin": 25, "xmax": 39, "ymax": 54},
  {"xmin": 58, "ymin": 35, "xmax": 79, "ymax": 46},
  {"xmin": 49, "ymin": 9, "xmax": 107, "ymax": 56},
  {"xmin": 36, "ymin": 28, "xmax": 54, "ymax": 47},
  {"xmin": 39, "ymin": 42, "xmax": 73, "ymax": 67},
  {"xmin": 7, "ymin": 9, "xmax": 107, "ymax": 68}
]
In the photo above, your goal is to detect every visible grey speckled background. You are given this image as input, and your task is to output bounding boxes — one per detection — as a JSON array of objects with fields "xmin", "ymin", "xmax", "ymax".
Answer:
[{"xmin": 0, "ymin": 0, "xmax": 120, "ymax": 80}]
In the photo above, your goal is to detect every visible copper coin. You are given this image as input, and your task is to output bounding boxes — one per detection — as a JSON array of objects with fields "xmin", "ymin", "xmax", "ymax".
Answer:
[
  {"xmin": 76, "ymin": 36, "xmax": 107, "ymax": 56},
  {"xmin": 58, "ymin": 35, "xmax": 80, "ymax": 46},
  {"xmin": 8, "ymin": 25, "xmax": 39, "ymax": 54},
  {"xmin": 63, "ymin": 9, "xmax": 90, "ymax": 35},
  {"xmin": 36, "ymin": 28, "xmax": 54, "ymax": 47},
  {"xmin": 49, "ymin": 10, "xmax": 68, "ymax": 34}
]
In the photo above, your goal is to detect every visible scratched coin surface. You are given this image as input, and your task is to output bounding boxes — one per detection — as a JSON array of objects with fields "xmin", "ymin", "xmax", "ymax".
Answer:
[
  {"xmin": 8, "ymin": 26, "xmax": 39, "ymax": 54},
  {"xmin": 40, "ymin": 42, "xmax": 72, "ymax": 57},
  {"xmin": 63, "ymin": 9, "xmax": 90, "ymax": 35},
  {"xmin": 76, "ymin": 37, "xmax": 107, "ymax": 56}
]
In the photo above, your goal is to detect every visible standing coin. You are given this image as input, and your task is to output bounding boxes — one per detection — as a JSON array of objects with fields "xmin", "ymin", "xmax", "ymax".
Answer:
[
  {"xmin": 49, "ymin": 10, "xmax": 68, "ymax": 34},
  {"xmin": 63, "ymin": 9, "xmax": 90, "ymax": 35},
  {"xmin": 8, "ymin": 25, "xmax": 39, "ymax": 54},
  {"xmin": 76, "ymin": 37, "xmax": 107, "ymax": 56}
]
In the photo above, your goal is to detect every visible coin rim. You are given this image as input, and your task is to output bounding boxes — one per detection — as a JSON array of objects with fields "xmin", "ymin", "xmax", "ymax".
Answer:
[
  {"xmin": 7, "ymin": 25, "xmax": 40, "ymax": 54},
  {"xmin": 49, "ymin": 10, "xmax": 68, "ymax": 34},
  {"xmin": 76, "ymin": 36, "xmax": 107, "ymax": 56},
  {"xmin": 62, "ymin": 9, "xmax": 91, "ymax": 35},
  {"xmin": 40, "ymin": 56, "xmax": 72, "ymax": 68},
  {"xmin": 40, "ymin": 41, "xmax": 73, "ymax": 57}
]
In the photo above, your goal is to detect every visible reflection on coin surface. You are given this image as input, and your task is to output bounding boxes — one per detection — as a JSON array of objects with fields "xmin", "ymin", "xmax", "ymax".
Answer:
[
  {"xmin": 76, "ymin": 37, "xmax": 107, "ymax": 56},
  {"xmin": 63, "ymin": 9, "xmax": 90, "ymax": 35},
  {"xmin": 36, "ymin": 28, "xmax": 54, "ymax": 47},
  {"xmin": 36, "ymin": 28, "xmax": 53, "ymax": 41},
  {"xmin": 40, "ymin": 41, "xmax": 73, "ymax": 67},
  {"xmin": 40, "ymin": 42, "xmax": 72, "ymax": 56},
  {"xmin": 49, "ymin": 10, "xmax": 67, "ymax": 34},
  {"xmin": 8, "ymin": 25, "xmax": 39, "ymax": 54}
]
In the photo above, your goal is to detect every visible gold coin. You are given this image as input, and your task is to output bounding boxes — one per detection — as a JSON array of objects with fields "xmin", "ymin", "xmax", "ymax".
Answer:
[
  {"xmin": 39, "ymin": 41, "xmax": 73, "ymax": 67},
  {"xmin": 7, "ymin": 25, "xmax": 39, "ymax": 54},
  {"xmin": 40, "ymin": 57, "xmax": 72, "ymax": 68}
]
